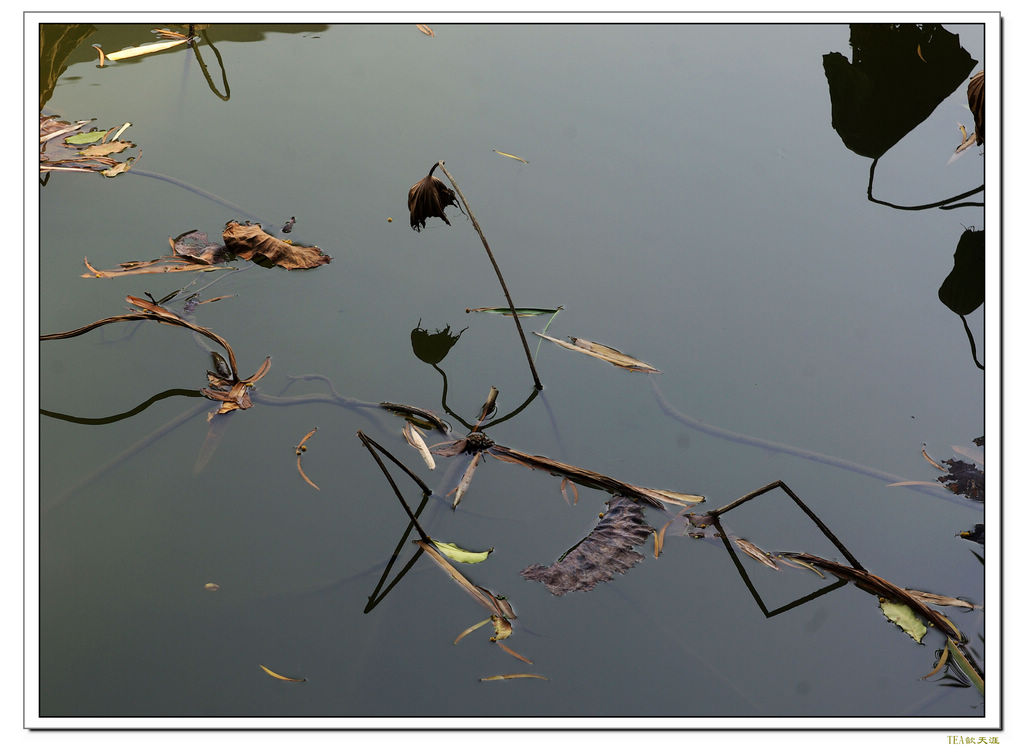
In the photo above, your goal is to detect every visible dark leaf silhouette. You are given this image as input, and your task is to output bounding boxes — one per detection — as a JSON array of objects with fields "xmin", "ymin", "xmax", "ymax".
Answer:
[
  {"xmin": 521, "ymin": 495, "xmax": 654, "ymax": 596},
  {"xmin": 408, "ymin": 162, "xmax": 460, "ymax": 231},
  {"xmin": 410, "ymin": 321, "xmax": 466, "ymax": 365},
  {"xmin": 938, "ymin": 229, "xmax": 984, "ymax": 316},
  {"xmin": 822, "ymin": 24, "xmax": 976, "ymax": 158}
]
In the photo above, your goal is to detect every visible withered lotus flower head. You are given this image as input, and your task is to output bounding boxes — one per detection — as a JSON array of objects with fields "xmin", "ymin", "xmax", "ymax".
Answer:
[{"xmin": 408, "ymin": 162, "xmax": 459, "ymax": 231}]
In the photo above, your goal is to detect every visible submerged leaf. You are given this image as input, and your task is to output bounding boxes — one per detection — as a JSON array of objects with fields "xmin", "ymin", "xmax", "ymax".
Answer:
[
  {"xmin": 533, "ymin": 332, "xmax": 661, "ymax": 373},
  {"xmin": 521, "ymin": 495, "xmax": 654, "ymax": 596}
]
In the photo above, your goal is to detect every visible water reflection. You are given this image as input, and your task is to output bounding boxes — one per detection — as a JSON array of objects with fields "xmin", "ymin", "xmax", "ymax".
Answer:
[{"xmin": 824, "ymin": 23, "xmax": 985, "ymax": 371}]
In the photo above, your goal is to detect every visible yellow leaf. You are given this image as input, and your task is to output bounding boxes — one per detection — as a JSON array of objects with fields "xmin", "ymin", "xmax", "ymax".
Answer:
[
  {"xmin": 879, "ymin": 597, "xmax": 927, "ymax": 643},
  {"xmin": 258, "ymin": 664, "xmax": 306, "ymax": 682},
  {"xmin": 493, "ymin": 149, "xmax": 529, "ymax": 164},
  {"xmin": 432, "ymin": 540, "xmax": 493, "ymax": 564}
]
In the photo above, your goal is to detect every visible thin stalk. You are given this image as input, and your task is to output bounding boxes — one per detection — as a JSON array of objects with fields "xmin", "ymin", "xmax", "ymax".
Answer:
[{"xmin": 436, "ymin": 161, "xmax": 543, "ymax": 390}]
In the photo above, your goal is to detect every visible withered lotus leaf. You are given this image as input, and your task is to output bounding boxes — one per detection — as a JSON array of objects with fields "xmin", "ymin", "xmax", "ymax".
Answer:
[
  {"xmin": 172, "ymin": 229, "xmax": 230, "ymax": 265},
  {"xmin": 222, "ymin": 220, "xmax": 331, "ymax": 269},
  {"xmin": 521, "ymin": 495, "xmax": 654, "ymax": 596},
  {"xmin": 408, "ymin": 163, "xmax": 459, "ymax": 231}
]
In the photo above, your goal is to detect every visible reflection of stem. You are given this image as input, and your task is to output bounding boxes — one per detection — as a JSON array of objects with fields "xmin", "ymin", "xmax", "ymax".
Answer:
[
  {"xmin": 436, "ymin": 161, "xmax": 543, "ymax": 391},
  {"xmin": 959, "ymin": 313, "xmax": 984, "ymax": 370},
  {"xmin": 364, "ymin": 492, "xmax": 430, "ymax": 613},
  {"xmin": 189, "ymin": 32, "xmax": 230, "ymax": 100},
  {"xmin": 44, "ymin": 401, "xmax": 210, "ymax": 512},
  {"xmin": 709, "ymin": 479, "xmax": 863, "ymax": 570},
  {"xmin": 41, "ymin": 388, "xmax": 202, "ymax": 425},
  {"xmin": 649, "ymin": 378, "xmax": 977, "ymax": 508},
  {"xmin": 713, "ymin": 519, "xmax": 847, "ymax": 618},
  {"xmin": 867, "ymin": 157, "xmax": 983, "ymax": 211},
  {"xmin": 129, "ymin": 168, "xmax": 262, "ymax": 222}
]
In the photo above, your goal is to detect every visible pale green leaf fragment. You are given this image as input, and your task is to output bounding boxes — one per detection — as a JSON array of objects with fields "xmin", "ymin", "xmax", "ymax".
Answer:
[
  {"xmin": 432, "ymin": 540, "xmax": 493, "ymax": 564},
  {"xmin": 880, "ymin": 597, "xmax": 927, "ymax": 643},
  {"xmin": 65, "ymin": 130, "xmax": 106, "ymax": 145}
]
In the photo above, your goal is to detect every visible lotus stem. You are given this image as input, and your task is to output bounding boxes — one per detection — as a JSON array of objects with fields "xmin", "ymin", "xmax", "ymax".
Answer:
[{"xmin": 436, "ymin": 161, "xmax": 543, "ymax": 391}]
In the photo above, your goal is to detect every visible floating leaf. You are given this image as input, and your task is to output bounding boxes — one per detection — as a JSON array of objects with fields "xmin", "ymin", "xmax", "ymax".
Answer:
[
  {"xmin": 258, "ymin": 664, "xmax": 306, "ymax": 683},
  {"xmin": 416, "ymin": 24, "xmax": 435, "ymax": 37},
  {"xmin": 734, "ymin": 537, "xmax": 780, "ymax": 571},
  {"xmin": 103, "ymin": 37, "xmax": 191, "ymax": 61},
  {"xmin": 432, "ymin": 540, "xmax": 493, "ymax": 564},
  {"xmin": 560, "ymin": 477, "xmax": 578, "ymax": 506},
  {"xmin": 904, "ymin": 590, "xmax": 980, "ymax": 610},
  {"xmin": 467, "ymin": 306, "xmax": 562, "ymax": 316},
  {"xmin": 490, "ymin": 614, "xmax": 513, "ymax": 642},
  {"xmin": 414, "ymin": 540, "xmax": 514, "ymax": 618},
  {"xmin": 521, "ymin": 495, "xmax": 654, "ymax": 596},
  {"xmin": 493, "ymin": 149, "xmax": 528, "ymax": 164},
  {"xmin": 402, "ymin": 421, "xmax": 436, "ymax": 470},
  {"xmin": 64, "ymin": 129, "xmax": 106, "ymax": 145},
  {"xmin": 449, "ymin": 452, "xmax": 483, "ymax": 509},
  {"xmin": 79, "ymin": 140, "xmax": 135, "ymax": 157},
  {"xmin": 295, "ymin": 427, "xmax": 319, "ymax": 491},
  {"xmin": 480, "ymin": 674, "xmax": 548, "ymax": 682},
  {"xmin": 880, "ymin": 597, "xmax": 928, "ymax": 643},
  {"xmin": 222, "ymin": 220, "xmax": 331, "ymax": 270},
  {"xmin": 496, "ymin": 641, "xmax": 532, "ymax": 664},
  {"xmin": 101, "ymin": 156, "xmax": 138, "ymax": 177},
  {"xmin": 454, "ymin": 618, "xmax": 490, "ymax": 645},
  {"xmin": 783, "ymin": 552, "xmax": 963, "ymax": 642},
  {"xmin": 533, "ymin": 332, "xmax": 661, "ymax": 373},
  {"xmin": 204, "ymin": 582, "xmax": 220, "ymax": 591}
]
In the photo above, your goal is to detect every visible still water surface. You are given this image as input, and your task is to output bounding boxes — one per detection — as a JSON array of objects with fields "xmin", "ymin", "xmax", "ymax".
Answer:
[{"xmin": 39, "ymin": 22, "xmax": 986, "ymax": 719}]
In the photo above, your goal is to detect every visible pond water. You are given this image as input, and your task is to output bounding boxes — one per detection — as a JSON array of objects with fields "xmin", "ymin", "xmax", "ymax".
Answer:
[{"xmin": 35, "ymin": 21, "xmax": 991, "ymax": 724}]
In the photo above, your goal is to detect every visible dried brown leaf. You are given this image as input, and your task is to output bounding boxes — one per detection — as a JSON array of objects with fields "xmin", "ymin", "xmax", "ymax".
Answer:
[{"xmin": 222, "ymin": 221, "xmax": 331, "ymax": 269}]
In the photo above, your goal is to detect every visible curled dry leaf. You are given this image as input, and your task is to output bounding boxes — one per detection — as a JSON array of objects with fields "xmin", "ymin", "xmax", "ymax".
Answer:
[
  {"xmin": 408, "ymin": 163, "xmax": 460, "ymax": 231},
  {"xmin": 403, "ymin": 421, "xmax": 436, "ymax": 470},
  {"xmin": 258, "ymin": 664, "xmax": 306, "ymax": 683},
  {"xmin": 222, "ymin": 220, "xmax": 331, "ymax": 269},
  {"xmin": 203, "ymin": 582, "xmax": 220, "ymax": 591},
  {"xmin": 295, "ymin": 427, "xmax": 320, "ymax": 491},
  {"xmin": 416, "ymin": 24, "xmax": 435, "ymax": 37}
]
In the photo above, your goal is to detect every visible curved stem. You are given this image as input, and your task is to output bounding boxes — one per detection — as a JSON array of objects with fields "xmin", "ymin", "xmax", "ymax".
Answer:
[
  {"xmin": 436, "ymin": 161, "xmax": 543, "ymax": 391},
  {"xmin": 867, "ymin": 157, "xmax": 983, "ymax": 211}
]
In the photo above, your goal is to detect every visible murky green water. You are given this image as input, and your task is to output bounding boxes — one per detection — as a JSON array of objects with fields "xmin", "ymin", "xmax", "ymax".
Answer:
[{"xmin": 37, "ymin": 22, "xmax": 988, "ymax": 721}]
